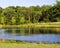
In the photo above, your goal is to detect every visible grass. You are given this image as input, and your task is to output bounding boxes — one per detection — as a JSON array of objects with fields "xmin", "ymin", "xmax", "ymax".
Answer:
[
  {"xmin": 0, "ymin": 22, "xmax": 60, "ymax": 28},
  {"xmin": 0, "ymin": 43, "xmax": 60, "ymax": 48}
]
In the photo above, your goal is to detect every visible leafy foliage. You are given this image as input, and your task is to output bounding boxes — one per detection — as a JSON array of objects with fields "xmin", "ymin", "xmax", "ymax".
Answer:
[{"xmin": 0, "ymin": 1, "xmax": 60, "ymax": 25}]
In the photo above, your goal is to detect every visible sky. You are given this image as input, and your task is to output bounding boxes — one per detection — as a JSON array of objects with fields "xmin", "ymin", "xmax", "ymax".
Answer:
[{"xmin": 0, "ymin": 0, "xmax": 56, "ymax": 8}]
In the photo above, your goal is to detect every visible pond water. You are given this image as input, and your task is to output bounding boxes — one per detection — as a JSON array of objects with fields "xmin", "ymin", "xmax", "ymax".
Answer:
[{"xmin": 0, "ymin": 27, "xmax": 60, "ymax": 43}]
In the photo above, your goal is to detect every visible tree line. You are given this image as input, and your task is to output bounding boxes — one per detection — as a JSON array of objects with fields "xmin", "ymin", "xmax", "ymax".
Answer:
[{"xmin": 0, "ymin": 1, "xmax": 60, "ymax": 25}]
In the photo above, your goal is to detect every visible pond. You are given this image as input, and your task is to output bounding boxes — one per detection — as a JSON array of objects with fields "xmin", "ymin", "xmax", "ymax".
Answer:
[{"xmin": 0, "ymin": 27, "xmax": 60, "ymax": 43}]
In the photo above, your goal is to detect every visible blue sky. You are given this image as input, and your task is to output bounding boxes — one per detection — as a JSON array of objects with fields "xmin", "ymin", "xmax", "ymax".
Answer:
[{"xmin": 0, "ymin": 0, "xmax": 56, "ymax": 8}]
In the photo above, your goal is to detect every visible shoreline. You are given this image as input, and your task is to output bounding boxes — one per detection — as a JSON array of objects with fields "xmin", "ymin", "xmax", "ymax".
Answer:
[
  {"xmin": 0, "ymin": 22, "xmax": 60, "ymax": 28},
  {"xmin": 0, "ymin": 39, "xmax": 60, "ymax": 44}
]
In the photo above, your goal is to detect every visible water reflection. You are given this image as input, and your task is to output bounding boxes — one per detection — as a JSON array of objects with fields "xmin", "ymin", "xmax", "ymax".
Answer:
[
  {"xmin": 0, "ymin": 27, "xmax": 60, "ymax": 43},
  {"xmin": 5, "ymin": 28, "xmax": 60, "ymax": 35}
]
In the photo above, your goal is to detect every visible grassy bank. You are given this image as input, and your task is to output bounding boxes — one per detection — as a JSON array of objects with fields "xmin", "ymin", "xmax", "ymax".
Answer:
[
  {"xmin": 0, "ymin": 39, "xmax": 60, "ymax": 48},
  {"xmin": 0, "ymin": 43, "xmax": 60, "ymax": 48},
  {"xmin": 0, "ymin": 22, "xmax": 60, "ymax": 28}
]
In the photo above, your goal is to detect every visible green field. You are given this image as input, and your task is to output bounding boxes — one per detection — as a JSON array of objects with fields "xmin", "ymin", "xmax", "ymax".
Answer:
[
  {"xmin": 0, "ymin": 22, "xmax": 60, "ymax": 28},
  {"xmin": 0, "ymin": 43, "xmax": 60, "ymax": 48}
]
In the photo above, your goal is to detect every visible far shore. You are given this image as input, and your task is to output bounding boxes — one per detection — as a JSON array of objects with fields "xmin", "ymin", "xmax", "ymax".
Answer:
[{"xmin": 0, "ymin": 22, "xmax": 60, "ymax": 28}]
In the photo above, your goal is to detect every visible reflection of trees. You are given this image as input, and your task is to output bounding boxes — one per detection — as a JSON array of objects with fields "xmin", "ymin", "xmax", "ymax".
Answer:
[
  {"xmin": 39, "ymin": 28, "xmax": 60, "ymax": 34},
  {"xmin": 5, "ymin": 28, "xmax": 60, "ymax": 36}
]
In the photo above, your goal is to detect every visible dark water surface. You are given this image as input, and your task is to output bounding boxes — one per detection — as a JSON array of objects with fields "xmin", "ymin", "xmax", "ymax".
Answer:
[{"xmin": 0, "ymin": 27, "xmax": 60, "ymax": 43}]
